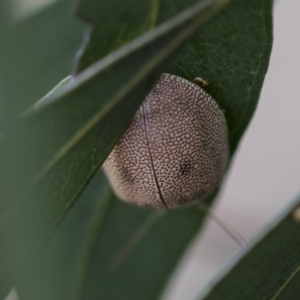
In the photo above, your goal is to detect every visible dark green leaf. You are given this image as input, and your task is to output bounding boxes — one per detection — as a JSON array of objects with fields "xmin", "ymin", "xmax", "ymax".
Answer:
[
  {"xmin": 199, "ymin": 197, "xmax": 300, "ymax": 300},
  {"xmin": 167, "ymin": 0, "xmax": 274, "ymax": 152},
  {"xmin": 0, "ymin": 0, "xmax": 10, "ymax": 31},
  {"xmin": 0, "ymin": 1, "xmax": 83, "ymax": 298}
]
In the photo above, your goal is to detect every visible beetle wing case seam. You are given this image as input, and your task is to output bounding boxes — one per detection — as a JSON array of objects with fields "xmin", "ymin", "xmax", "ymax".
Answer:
[{"xmin": 103, "ymin": 73, "xmax": 229, "ymax": 210}]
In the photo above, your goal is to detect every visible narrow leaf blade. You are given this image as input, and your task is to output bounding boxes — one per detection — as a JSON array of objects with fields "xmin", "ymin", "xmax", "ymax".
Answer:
[{"xmin": 199, "ymin": 197, "xmax": 300, "ymax": 300}]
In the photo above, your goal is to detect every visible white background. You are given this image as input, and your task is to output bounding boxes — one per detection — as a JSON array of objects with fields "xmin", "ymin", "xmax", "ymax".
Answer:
[{"xmin": 6, "ymin": 0, "xmax": 300, "ymax": 299}]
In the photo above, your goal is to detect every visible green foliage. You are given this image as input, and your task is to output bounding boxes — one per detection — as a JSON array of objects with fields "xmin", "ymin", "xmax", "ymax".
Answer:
[
  {"xmin": 0, "ymin": 1, "xmax": 83, "ymax": 297},
  {"xmin": 0, "ymin": 0, "xmax": 10, "ymax": 31},
  {"xmin": 2, "ymin": 0, "xmax": 294, "ymax": 300},
  {"xmin": 199, "ymin": 197, "xmax": 300, "ymax": 300}
]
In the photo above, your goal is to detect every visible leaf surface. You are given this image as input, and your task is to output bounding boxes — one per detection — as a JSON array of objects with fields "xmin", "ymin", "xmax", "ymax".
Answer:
[{"xmin": 199, "ymin": 197, "xmax": 300, "ymax": 300}]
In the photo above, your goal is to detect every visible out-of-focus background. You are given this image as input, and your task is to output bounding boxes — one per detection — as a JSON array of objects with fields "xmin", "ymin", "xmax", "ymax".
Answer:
[{"xmin": 4, "ymin": 0, "xmax": 300, "ymax": 299}]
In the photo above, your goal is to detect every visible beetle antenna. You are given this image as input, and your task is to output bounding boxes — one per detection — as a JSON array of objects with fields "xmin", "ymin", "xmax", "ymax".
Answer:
[{"xmin": 198, "ymin": 202, "xmax": 248, "ymax": 248}]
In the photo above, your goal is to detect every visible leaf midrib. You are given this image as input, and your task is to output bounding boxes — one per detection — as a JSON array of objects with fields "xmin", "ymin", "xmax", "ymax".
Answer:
[{"xmin": 270, "ymin": 263, "xmax": 300, "ymax": 300}]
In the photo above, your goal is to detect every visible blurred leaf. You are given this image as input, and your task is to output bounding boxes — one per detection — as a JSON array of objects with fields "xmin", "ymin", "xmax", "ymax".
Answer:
[
  {"xmin": 0, "ymin": 0, "xmax": 10, "ymax": 31},
  {"xmin": 0, "ymin": 0, "xmax": 84, "ymax": 115},
  {"xmin": 17, "ymin": 171, "xmax": 111, "ymax": 300},
  {"xmin": 17, "ymin": 172, "xmax": 205, "ymax": 300},
  {"xmin": 73, "ymin": 197, "xmax": 204, "ymax": 300},
  {"xmin": 199, "ymin": 197, "xmax": 300, "ymax": 300},
  {"xmin": 3, "ymin": 0, "xmax": 231, "ymax": 247},
  {"xmin": 0, "ymin": 0, "xmax": 83, "ymax": 297}
]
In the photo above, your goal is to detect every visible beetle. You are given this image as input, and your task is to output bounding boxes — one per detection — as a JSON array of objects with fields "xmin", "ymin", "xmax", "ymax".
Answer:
[{"xmin": 103, "ymin": 73, "xmax": 229, "ymax": 209}]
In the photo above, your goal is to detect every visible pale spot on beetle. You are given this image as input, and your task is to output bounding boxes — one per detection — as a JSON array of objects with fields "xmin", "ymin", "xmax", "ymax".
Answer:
[
  {"xmin": 293, "ymin": 206, "xmax": 300, "ymax": 223},
  {"xmin": 103, "ymin": 73, "xmax": 229, "ymax": 210}
]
